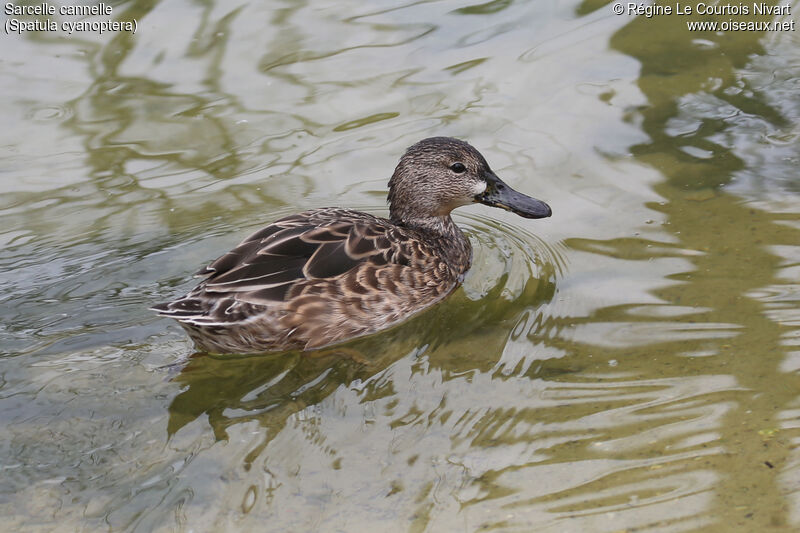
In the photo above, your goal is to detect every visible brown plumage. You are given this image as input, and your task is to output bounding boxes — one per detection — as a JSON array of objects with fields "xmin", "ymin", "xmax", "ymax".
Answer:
[{"xmin": 152, "ymin": 137, "xmax": 551, "ymax": 354}]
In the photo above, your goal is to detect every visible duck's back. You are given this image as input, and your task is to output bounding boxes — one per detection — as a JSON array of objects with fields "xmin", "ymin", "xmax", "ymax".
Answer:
[{"xmin": 152, "ymin": 208, "xmax": 471, "ymax": 353}]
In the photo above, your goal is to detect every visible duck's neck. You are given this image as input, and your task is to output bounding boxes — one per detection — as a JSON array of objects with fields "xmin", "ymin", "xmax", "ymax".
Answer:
[{"xmin": 392, "ymin": 214, "xmax": 473, "ymax": 275}]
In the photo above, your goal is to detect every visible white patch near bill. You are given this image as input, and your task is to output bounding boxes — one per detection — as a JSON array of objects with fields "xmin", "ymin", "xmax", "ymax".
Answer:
[{"xmin": 472, "ymin": 180, "xmax": 487, "ymax": 195}]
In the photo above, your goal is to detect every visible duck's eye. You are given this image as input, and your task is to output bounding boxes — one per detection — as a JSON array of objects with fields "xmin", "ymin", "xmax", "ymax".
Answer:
[{"xmin": 450, "ymin": 162, "xmax": 466, "ymax": 173}]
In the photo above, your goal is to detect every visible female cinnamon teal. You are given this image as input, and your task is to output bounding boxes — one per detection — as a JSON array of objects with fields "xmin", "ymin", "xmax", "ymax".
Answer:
[{"xmin": 153, "ymin": 137, "xmax": 551, "ymax": 354}]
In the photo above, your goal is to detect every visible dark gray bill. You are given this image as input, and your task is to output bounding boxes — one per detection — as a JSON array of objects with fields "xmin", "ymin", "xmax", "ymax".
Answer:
[{"xmin": 476, "ymin": 172, "xmax": 552, "ymax": 219}]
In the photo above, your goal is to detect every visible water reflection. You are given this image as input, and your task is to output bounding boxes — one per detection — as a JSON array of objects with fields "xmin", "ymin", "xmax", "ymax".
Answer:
[{"xmin": 539, "ymin": 7, "xmax": 800, "ymax": 530}]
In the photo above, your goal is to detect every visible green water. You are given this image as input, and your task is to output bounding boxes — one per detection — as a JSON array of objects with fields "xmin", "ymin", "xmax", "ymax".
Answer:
[{"xmin": 1, "ymin": 0, "xmax": 799, "ymax": 531}]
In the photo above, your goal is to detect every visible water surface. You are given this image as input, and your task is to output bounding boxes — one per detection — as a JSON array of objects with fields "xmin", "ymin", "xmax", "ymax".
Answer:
[{"xmin": 1, "ymin": 0, "xmax": 799, "ymax": 531}]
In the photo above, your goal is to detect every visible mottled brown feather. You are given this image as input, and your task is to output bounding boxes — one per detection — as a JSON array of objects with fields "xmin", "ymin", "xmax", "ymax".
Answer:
[{"xmin": 153, "ymin": 206, "xmax": 471, "ymax": 352}]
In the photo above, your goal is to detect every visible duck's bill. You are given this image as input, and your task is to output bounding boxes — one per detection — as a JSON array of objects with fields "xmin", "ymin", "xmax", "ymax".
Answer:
[{"xmin": 477, "ymin": 172, "xmax": 552, "ymax": 219}]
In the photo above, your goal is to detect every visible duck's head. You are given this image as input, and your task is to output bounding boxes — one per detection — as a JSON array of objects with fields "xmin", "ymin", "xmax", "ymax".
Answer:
[{"xmin": 388, "ymin": 137, "xmax": 551, "ymax": 225}]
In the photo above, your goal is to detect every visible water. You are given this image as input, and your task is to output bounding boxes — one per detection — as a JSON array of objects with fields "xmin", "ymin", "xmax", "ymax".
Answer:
[{"xmin": 1, "ymin": 0, "xmax": 799, "ymax": 531}]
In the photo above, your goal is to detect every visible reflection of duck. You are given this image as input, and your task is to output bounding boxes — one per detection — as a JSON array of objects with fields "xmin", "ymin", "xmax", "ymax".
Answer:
[
  {"xmin": 152, "ymin": 137, "xmax": 551, "ymax": 354},
  {"xmin": 167, "ymin": 273, "xmax": 558, "ymax": 444}
]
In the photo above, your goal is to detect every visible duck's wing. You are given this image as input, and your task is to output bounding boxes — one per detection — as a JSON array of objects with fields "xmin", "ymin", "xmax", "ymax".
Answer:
[{"xmin": 152, "ymin": 209, "xmax": 430, "ymax": 320}]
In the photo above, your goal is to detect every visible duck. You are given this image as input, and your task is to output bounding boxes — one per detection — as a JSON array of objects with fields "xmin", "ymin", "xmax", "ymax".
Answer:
[{"xmin": 152, "ymin": 137, "xmax": 551, "ymax": 354}]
